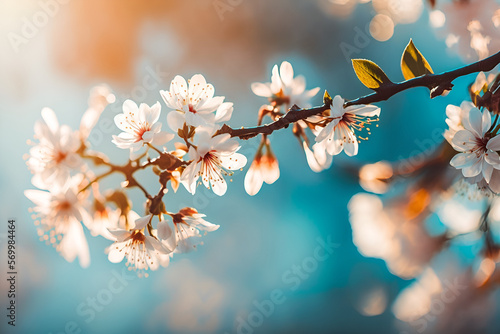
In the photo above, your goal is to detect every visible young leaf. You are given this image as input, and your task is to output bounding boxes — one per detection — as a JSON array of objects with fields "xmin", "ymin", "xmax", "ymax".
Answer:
[
  {"xmin": 352, "ymin": 59, "xmax": 392, "ymax": 90},
  {"xmin": 323, "ymin": 90, "xmax": 333, "ymax": 106},
  {"xmin": 401, "ymin": 39, "xmax": 434, "ymax": 80}
]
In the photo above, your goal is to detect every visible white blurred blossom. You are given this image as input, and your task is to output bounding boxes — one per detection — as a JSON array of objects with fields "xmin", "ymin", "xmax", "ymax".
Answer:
[
  {"xmin": 25, "ymin": 175, "xmax": 91, "ymax": 268},
  {"xmin": 27, "ymin": 108, "xmax": 83, "ymax": 187}
]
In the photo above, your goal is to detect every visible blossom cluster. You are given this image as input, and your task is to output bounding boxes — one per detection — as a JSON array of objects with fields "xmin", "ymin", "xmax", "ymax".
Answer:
[
  {"xmin": 246, "ymin": 61, "xmax": 380, "ymax": 195},
  {"xmin": 24, "ymin": 61, "xmax": 386, "ymax": 276},
  {"xmin": 445, "ymin": 72, "xmax": 500, "ymax": 195},
  {"xmin": 25, "ymin": 57, "xmax": 500, "ymax": 283},
  {"xmin": 25, "ymin": 77, "xmax": 244, "ymax": 276},
  {"xmin": 347, "ymin": 71, "xmax": 500, "ymax": 330}
]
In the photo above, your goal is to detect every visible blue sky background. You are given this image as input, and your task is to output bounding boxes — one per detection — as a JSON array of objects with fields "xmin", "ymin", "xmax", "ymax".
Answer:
[{"xmin": 1, "ymin": 1, "xmax": 499, "ymax": 333}]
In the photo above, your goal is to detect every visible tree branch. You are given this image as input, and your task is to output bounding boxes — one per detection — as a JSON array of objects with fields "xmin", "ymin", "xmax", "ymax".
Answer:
[
  {"xmin": 217, "ymin": 104, "xmax": 329, "ymax": 139},
  {"xmin": 80, "ymin": 146, "xmax": 186, "ymax": 200},
  {"xmin": 219, "ymin": 50, "xmax": 500, "ymax": 140},
  {"xmin": 345, "ymin": 49, "xmax": 500, "ymax": 107}
]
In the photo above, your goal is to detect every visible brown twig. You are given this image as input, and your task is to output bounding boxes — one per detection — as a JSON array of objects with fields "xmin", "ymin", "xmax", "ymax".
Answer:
[
  {"xmin": 218, "ymin": 49, "xmax": 500, "ymax": 140},
  {"xmin": 216, "ymin": 104, "xmax": 329, "ymax": 139},
  {"xmin": 80, "ymin": 145, "xmax": 186, "ymax": 200}
]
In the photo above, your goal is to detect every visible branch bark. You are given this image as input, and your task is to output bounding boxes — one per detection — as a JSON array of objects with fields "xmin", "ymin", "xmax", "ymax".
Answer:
[{"xmin": 219, "ymin": 50, "xmax": 500, "ymax": 140}]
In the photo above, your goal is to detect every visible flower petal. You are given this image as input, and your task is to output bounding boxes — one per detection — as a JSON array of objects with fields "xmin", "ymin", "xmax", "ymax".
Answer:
[
  {"xmin": 152, "ymin": 132, "xmax": 174, "ymax": 146},
  {"xmin": 450, "ymin": 152, "xmax": 477, "ymax": 169},
  {"xmin": 166, "ymin": 110, "xmax": 186, "ymax": 131},
  {"xmin": 41, "ymin": 107, "xmax": 59, "ymax": 133},
  {"xmin": 157, "ymin": 220, "xmax": 173, "ymax": 241},
  {"xmin": 464, "ymin": 107, "xmax": 482, "ymax": 137},
  {"xmin": 487, "ymin": 135, "xmax": 500, "ymax": 151},
  {"xmin": 280, "ymin": 61, "xmax": 294, "ymax": 87},
  {"xmin": 134, "ymin": 214, "xmax": 152, "ymax": 230},
  {"xmin": 452, "ymin": 130, "xmax": 476, "ymax": 151},
  {"xmin": 251, "ymin": 82, "xmax": 272, "ymax": 97},
  {"xmin": 244, "ymin": 162, "xmax": 263, "ymax": 196}
]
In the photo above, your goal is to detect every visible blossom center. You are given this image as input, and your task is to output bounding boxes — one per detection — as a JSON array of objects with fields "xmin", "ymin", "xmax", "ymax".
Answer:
[
  {"xmin": 172, "ymin": 213, "xmax": 187, "ymax": 225},
  {"xmin": 131, "ymin": 230, "xmax": 146, "ymax": 242},
  {"xmin": 188, "ymin": 104, "xmax": 197, "ymax": 113},
  {"xmin": 273, "ymin": 89, "xmax": 290, "ymax": 106},
  {"xmin": 204, "ymin": 151, "xmax": 222, "ymax": 166},
  {"xmin": 56, "ymin": 200, "xmax": 71, "ymax": 211},
  {"xmin": 54, "ymin": 151, "xmax": 67, "ymax": 164},
  {"xmin": 471, "ymin": 136, "xmax": 489, "ymax": 157},
  {"xmin": 134, "ymin": 124, "xmax": 151, "ymax": 141},
  {"xmin": 339, "ymin": 112, "xmax": 378, "ymax": 140}
]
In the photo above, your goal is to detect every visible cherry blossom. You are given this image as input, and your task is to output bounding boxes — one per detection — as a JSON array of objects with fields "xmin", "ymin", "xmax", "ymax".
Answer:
[
  {"xmin": 181, "ymin": 128, "xmax": 247, "ymax": 196},
  {"xmin": 107, "ymin": 212, "xmax": 172, "ymax": 276},
  {"xmin": 315, "ymin": 95, "xmax": 380, "ymax": 157},
  {"xmin": 24, "ymin": 176, "xmax": 91, "ymax": 268},
  {"xmin": 433, "ymin": 0, "xmax": 500, "ymax": 60},
  {"xmin": 161, "ymin": 74, "xmax": 233, "ymax": 130},
  {"xmin": 157, "ymin": 207, "xmax": 219, "ymax": 253},
  {"xmin": 27, "ymin": 108, "xmax": 83, "ymax": 187},
  {"xmin": 444, "ymin": 101, "xmax": 474, "ymax": 149},
  {"xmin": 251, "ymin": 61, "xmax": 319, "ymax": 108},
  {"xmin": 348, "ymin": 193, "xmax": 445, "ymax": 279},
  {"xmin": 112, "ymin": 100, "xmax": 174, "ymax": 158},
  {"xmin": 79, "ymin": 84, "xmax": 116, "ymax": 141},
  {"xmin": 302, "ymin": 141, "xmax": 333, "ymax": 173},
  {"xmin": 86, "ymin": 199, "xmax": 121, "ymax": 240},
  {"xmin": 449, "ymin": 107, "xmax": 500, "ymax": 184},
  {"xmin": 244, "ymin": 146, "xmax": 280, "ymax": 196}
]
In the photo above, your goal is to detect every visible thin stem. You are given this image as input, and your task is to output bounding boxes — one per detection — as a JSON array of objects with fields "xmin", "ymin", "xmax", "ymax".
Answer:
[
  {"xmin": 217, "ymin": 104, "xmax": 329, "ymax": 139},
  {"xmin": 147, "ymin": 143, "xmax": 163, "ymax": 155},
  {"xmin": 489, "ymin": 114, "xmax": 499, "ymax": 134},
  {"xmin": 128, "ymin": 175, "xmax": 151, "ymax": 199},
  {"xmin": 80, "ymin": 169, "xmax": 114, "ymax": 193}
]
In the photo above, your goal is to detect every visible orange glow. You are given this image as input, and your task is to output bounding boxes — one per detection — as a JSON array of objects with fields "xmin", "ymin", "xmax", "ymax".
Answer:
[{"xmin": 405, "ymin": 188, "xmax": 430, "ymax": 220}]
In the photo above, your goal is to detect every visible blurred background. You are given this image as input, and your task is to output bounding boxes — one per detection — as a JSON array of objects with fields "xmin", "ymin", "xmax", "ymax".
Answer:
[{"xmin": 1, "ymin": 0, "xmax": 500, "ymax": 333}]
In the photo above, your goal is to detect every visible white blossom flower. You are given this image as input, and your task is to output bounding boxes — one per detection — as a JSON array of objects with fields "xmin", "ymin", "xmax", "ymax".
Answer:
[
  {"xmin": 348, "ymin": 193, "xmax": 445, "ymax": 279},
  {"xmin": 302, "ymin": 141, "xmax": 333, "ymax": 173},
  {"xmin": 107, "ymin": 213, "xmax": 172, "ymax": 276},
  {"xmin": 358, "ymin": 161, "xmax": 393, "ymax": 194},
  {"xmin": 86, "ymin": 200, "xmax": 121, "ymax": 240},
  {"xmin": 244, "ymin": 149, "xmax": 280, "ymax": 196},
  {"xmin": 436, "ymin": 196, "xmax": 482, "ymax": 236},
  {"xmin": 112, "ymin": 100, "xmax": 174, "ymax": 158},
  {"xmin": 24, "ymin": 176, "xmax": 90, "ymax": 268},
  {"xmin": 433, "ymin": 0, "xmax": 500, "ymax": 60},
  {"xmin": 157, "ymin": 208, "xmax": 219, "ymax": 253},
  {"xmin": 444, "ymin": 101, "xmax": 474, "ymax": 148},
  {"xmin": 160, "ymin": 74, "xmax": 233, "ymax": 130},
  {"xmin": 251, "ymin": 61, "xmax": 320, "ymax": 108},
  {"xmin": 181, "ymin": 129, "xmax": 247, "ymax": 196},
  {"xmin": 315, "ymin": 95, "xmax": 380, "ymax": 157},
  {"xmin": 79, "ymin": 85, "xmax": 115, "ymax": 141},
  {"xmin": 470, "ymin": 71, "xmax": 496, "ymax": 94},
  {"xmin": 27, "ymin": 108, "xmax": 83, "ymax": 187},
  {"xmin": 450, "ymin": 107, "xmax": 500, "ymax": 183}
]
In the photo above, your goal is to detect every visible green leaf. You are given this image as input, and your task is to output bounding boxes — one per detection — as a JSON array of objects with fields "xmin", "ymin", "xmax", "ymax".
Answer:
[
  {"xmin": 401, "ymin": 39, "xmax": 434, "ymax": 80},
  {"xmin": 352, "ymin": 59, "xmax": 392, "ymax": 90},
  {"xmin": 323, "ymin": 90, "xmax": 333, "ymax": 106}
]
